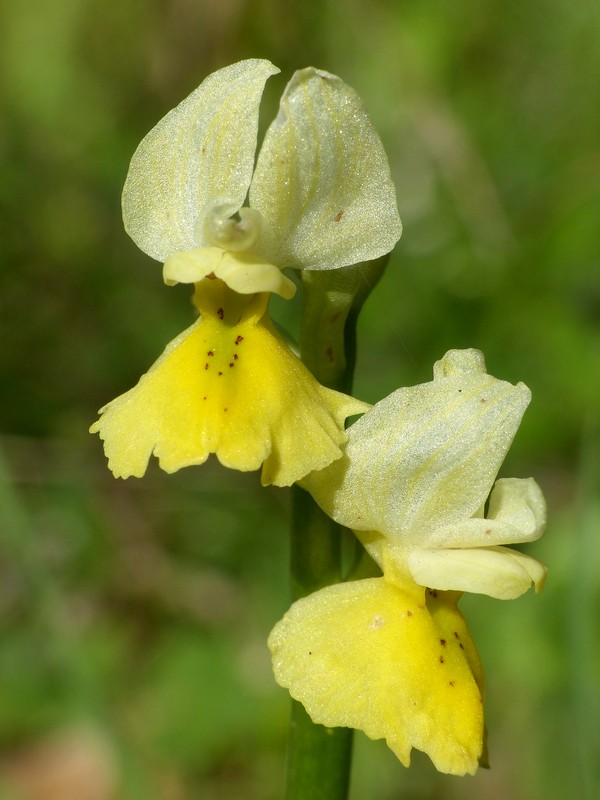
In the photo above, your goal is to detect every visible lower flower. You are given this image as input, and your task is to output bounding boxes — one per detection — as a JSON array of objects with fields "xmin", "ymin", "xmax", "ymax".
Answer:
[
  {"xmin": 268, "ymin": 573, "xmax": 486, "ymax": 775},
  {"xmin": 90, "ymin": 278, "xmax": 369, "ymax": 486}
]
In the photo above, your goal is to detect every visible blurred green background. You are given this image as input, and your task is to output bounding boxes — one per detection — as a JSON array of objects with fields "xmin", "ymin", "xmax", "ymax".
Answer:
[{"xmin": 1, "ymin": 0, "xmax": 599, "ymax": 798}]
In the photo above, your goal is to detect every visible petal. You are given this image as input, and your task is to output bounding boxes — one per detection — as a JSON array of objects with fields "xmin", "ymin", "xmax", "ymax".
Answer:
[
  {"xmin": 407, "ymin": 545, "xmax": 547, "ymax": 599},
  {"xmin": 122, "ymin": 59, "xmax": 279, "ymax": 262},
  {"xmin": 249, "ymin": 67, "xmax": 401, "ymax": 270},
  {"xmin": 425, "ymin": 477, "xmax": 547, "ymax": 548},
  {"xmin": 268, "ymin": 578, "xmax": 484, "ymax": 775},
  {"xmin": 163, "ymin": 247, "xmax": 297, "ymax": 299},
  {"xmin": 90, "ymin": 280, "xmax": 368, "ymax": 486},
  {"xmin": 304, "ymin": 349, "xmax": 530, "ymax": 541}
]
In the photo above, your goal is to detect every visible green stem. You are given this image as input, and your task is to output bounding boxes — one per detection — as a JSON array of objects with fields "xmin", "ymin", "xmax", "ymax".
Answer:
[
  {"xmin": 286, "ymin": 696, "xmax": 353, "ymax": 800},
  {"xmin": 287, "ymin": 484, "xmax": 353, "ymax": 800},
  {"xmin": 284, "ymin": 258, "xmax": 389, "ymax": 800},
  {"xmin": 298, "ymin": 257, "xmax": 388, "ymax": 394}
]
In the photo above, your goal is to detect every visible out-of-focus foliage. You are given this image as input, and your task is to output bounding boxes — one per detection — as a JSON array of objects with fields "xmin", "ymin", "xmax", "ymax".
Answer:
[{"xmin": 0, "ymin": 1, "xmax": 598, "ymax": 798}]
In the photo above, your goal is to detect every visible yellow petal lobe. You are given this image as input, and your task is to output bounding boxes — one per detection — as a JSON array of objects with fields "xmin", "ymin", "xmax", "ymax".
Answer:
[
  {"xmin": 268, "ymin": 578, "xmax": 483, "ymax": 775},
  {"xmin": 90, "ymin": 280, "xmax": 368, "ymax": 486},
  {"xmin": 163, "ymin": 246, "xmax": 297, "ymax": 299}
]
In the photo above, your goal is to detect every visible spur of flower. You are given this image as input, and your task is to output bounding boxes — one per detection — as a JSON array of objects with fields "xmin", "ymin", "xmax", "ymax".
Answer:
[
  {"xmin": 90, "ymin": 59, "xmax": 401, "ymax": 485},
  {"xmin": 269, "ymin": 349, "xmax": 547, "ymax": 774}
]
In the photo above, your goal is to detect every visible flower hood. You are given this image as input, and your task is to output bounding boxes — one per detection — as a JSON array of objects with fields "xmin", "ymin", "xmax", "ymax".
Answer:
[
  {"xmin": 121, "ymin": 59, "xmax": 402, "ymax": 298},
  {"xmin": 304, "ymin": 349, "xmax": 547, "ymax": 599}
]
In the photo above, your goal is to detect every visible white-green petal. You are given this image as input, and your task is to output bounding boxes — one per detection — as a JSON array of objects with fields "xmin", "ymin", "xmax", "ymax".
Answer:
[
  {"xmin": 249, "ymin": 67, "xmax": 401, "ymax": 270},
  {"xmin": 122, "ymin": 59, "xmax": 279, "ymax": 262},
  {"xmin": 407, "ymin": 545, "xmax": 547, "ymax": 599},
  {"xmin": 423, "ymin": 478, "xmax": 547, "ymax": 549},
  {"xmin": 305, "ymin": 349, "xmax": 530, "ymax": 542}
]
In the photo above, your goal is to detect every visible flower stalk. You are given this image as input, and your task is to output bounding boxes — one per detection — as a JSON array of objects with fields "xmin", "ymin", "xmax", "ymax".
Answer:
[
  {"xmin": 285, "ymin": 259, "xmax": 388, "ymax": 800},
  {"xmin": 287, "ymin": 487, "xmax": 353, "ymax": 800}
]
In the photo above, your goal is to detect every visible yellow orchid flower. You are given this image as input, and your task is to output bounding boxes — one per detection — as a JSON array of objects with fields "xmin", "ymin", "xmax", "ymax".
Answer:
[
  {"xmin": 91, "ymin": 59, "xmax": 401, "ymax": 485},
  {"xmin": 269, "ymin": 349, "xmax": 547, "ymax": 772}
]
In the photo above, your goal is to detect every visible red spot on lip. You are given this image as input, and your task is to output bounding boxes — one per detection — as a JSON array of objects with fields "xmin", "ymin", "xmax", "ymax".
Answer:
[
  {"xmin": 235, "ymin": 335, "xmax": 244, "ymax": 345},
  {"xmin": 207, "ymin": 350, "xmax": 214, "ymax": 357},
  {"xmin": 440, "ymin": 639, "xmax": 447, "ymax": 646},
  {"xmin": 218, "ymin": 371, "xmax": 223, "ymax": 376},
  {"xmin": 217, "ymin": 307, "xmax": 224, "ymax": 320},
  {"xmin": 204, "ymin": 364, "xmax": 209, "ymax": 370},
  {"xmin": 233, "ymin": 354, "xmax": 238, "ymax": 360}
]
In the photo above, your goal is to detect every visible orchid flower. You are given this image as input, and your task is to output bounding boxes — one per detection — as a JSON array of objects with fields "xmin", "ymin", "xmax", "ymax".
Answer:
[
  {"xmin": 90, "ymin": 59, "xmax": 401, "ymax": 485},
  {"xmin": 269, "ymin": 349, "xmax": 547, "ymax": 773}
]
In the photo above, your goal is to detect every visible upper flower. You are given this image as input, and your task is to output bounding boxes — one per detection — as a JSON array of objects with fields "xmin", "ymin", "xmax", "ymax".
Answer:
[
  {"xmin": 121, "ymin": 59, "xmax": 402, "ymax": 297},
  {"xmin": 91, "ymin": 59, "xmax": 400, "ymax": 485}
]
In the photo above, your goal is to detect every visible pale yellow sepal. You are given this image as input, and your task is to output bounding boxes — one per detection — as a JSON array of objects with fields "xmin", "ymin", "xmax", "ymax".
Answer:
[
  {"xmin": 122, "ymin": 59, "xmax": 279, "ymax": 262},
  {"xmin": 404, "ymin": 476, "xmax": 547, "ymax": 597},
  {"xmin": 163, "ymin": 246, "xmax": 297, "ymax": 299},
  {"xmin": 424, "ymin": 478, "xmax": 547, "ymax": 549},
  {"xmin": 122, "ymin": 59, "xmax": 401, "ymax": 276},
  {"xmin": 305, "ymin": 348, "xmax": 531, "ymax": 540},
  {"xmin": 269, "ymin": 577, "xmax": 484, "ymax": 775},
  {"xmin": 89, "ymin": 280, "xmax": 368, "ymax": 486},
  {"xmin": 250, "ymin": 67, "xmax": 402, "ymax": 270}
]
